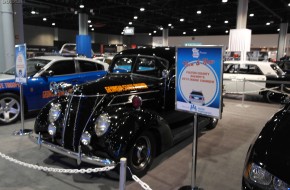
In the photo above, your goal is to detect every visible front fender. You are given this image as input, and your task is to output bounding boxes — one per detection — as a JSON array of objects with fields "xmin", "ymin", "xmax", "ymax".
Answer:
[
  {"xmin": 102, "ymin": 107, "xmax": 173, "ymax": 159},
  {"xmin": 34, "ymin": 96, "xmax": 69, "ymax": 134}
]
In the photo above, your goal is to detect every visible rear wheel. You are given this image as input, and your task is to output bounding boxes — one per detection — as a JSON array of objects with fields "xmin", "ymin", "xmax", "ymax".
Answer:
[
  {"xmin": 0, "ymin": 93, "xmax": 21, "ymax": 125},
  {"xmin": 127, "ymin": 131, "xmax": 156, "ymax": 178}
]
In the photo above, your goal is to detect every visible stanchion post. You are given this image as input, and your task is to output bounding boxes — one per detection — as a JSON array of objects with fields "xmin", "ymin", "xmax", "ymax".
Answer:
[
  {"xmin": 242, "ymin": 78, "xmax": 246, "ymax": 106},
  {"xmin": 119, "ymin": 157, "xmax": 127, "ymax": 190},
  {"xmin": 13, "ymin": 84, "xmax": 32, "ymax": 136}
]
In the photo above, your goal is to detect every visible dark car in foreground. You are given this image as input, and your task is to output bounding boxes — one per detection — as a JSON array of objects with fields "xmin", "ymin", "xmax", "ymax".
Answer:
[
  {"xmin": 31, "ymin": 47, "xmax": 218, "ymax": 177},
  {"xmin": 242, "ymin": 102, "xmax": 290, "ymax": 189}
]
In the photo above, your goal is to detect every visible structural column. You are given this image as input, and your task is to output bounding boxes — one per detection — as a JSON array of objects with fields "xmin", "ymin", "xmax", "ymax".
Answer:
[
  {"xmin": 13, "ymin": 2, "xmax": 24, "ymax": 44},
  {"xmin": 76, "ymin": 13, "xmax": 91, "ymax": 57},
  {"xmin": 0, "ymin": 1, "xmax": 15, "ymax": 72},
  {"xmin": 276, "ymin": 23, "xmax": 288, "ymax": 60},
  {"xmin": 79, "ymin": 13, "xmax": 88, "ymax": 35},
  {"xmin": 162, "ymin": 28, "xmax": 168, "ymax": 46},
  {"xmin": 228, "ymin": 0, "xmax": 251, "ymax": 61}
]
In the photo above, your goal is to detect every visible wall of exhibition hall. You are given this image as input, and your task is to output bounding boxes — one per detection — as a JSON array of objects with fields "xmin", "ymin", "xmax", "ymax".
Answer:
[{"xmin": 24, "ymin": 25, "xmax": 289, "ymax": 55}]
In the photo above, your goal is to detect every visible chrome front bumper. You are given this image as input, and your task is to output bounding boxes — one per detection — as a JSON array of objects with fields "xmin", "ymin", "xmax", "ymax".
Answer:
[{"xmin": 29, "ymin": 134, "xmax": 116, "ymax": 167}]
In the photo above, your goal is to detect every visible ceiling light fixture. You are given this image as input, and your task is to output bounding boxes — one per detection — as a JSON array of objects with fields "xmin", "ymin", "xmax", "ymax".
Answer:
[
  {"xmin": 288, "ymin": 3, "xmax": 290, "ymax": 6},
  {"xmin": 153, "ymin": 30, "xmax": 157, "ymax": 33},
  {"xmin": 224, "ymin": 20, "xmax": 228, "ymax": 23},
  {"xmin": 149, "ymin": 33, "xmax": 152, "ymax": 36},
  {"xmin": 91, "ymin": 28, "xmax": 94, "ymax": 31},
  {"xmin": 183, "ymin": 32, "xmax": 186, "ymax": 35},
  {"xmin": 197, "ymin": 10, "xmax": 202, "ymax": 14},
  {"xmin": 52, "ymin": 23, "xmax": 55, "ymax": 26},
  {"xmin": 222, "ymin": 0, "xmax": 228, "ymax": 2},
  {"xmin": 134, "ymin": 16, "xmax": 138, "ymax": 19},
  {"xmin": 43, "ymin": 18, "xmax": 47, "ymax": 21},
  {"xmin": 89, "ymin": 24, "xmax": 92, "ymax": 27},
  {"xmin": 88, "ymin": 20, "xmax": 91, "ymax": 23},
  {"xmin": 168, "ymin": 23, "xmax": 172, "ymax": 26},
  {"xmin": 225, "ymin": 30, "xmax": 229, "ymax": 33},
  {"xmin": 180, "ymin": 18, "xmax": 184, "ymax": 22},
  {"xmin": 277, "ymin": 28, "xmax": 280, "ymax": 31},
  {"xmin": 249, "ymin": 13, "xmax": 254, "ymax": 17},
  {"xmin": 31, "ymin": 10, "xmax": 36, "ymax": 14},
  {"xmin": 129, "ymin": 22, "xmax": 132, "ymax": 25},
  {"xmin": 79, "ymin": 4, "xmax": 84, "ymax": 8},
  {"xmin": 193, "ymin": 28, "xmax": 197, "ymax": 32},
  {"xmin": 140, "ymin": 7, "xmax": 145, "ymax": 11},
  {"xmin": 207, "ymin": 25, "xmax": 211, "ymax": 28},
  {"xmin": 266, "ymin": 22, "xmax": 270, "ymax": 25}
]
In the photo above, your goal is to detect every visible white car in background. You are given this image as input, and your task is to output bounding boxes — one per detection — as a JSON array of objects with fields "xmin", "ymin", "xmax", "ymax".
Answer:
[{"xmin": 223, "ymin": 61, "xmax": 285, "ymax": 97}]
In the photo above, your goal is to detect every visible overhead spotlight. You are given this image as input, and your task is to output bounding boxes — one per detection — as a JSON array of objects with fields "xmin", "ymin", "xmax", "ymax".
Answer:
[
  {"xmin": 180, "ymin": 18, "xmax": 184, "ymax": 22},
  {"xmin": 88, "ymin": 20, "xmax": 91, "ymax": 23},
  {"xmin": 225, "ymin": 30, "xmax": 229, "ymax": 33},
  {"xmin": 140, "ymin": 7, "xmax": 145, "ymax": 11},
  {"xmin": 168, "ymin": 23, "xmax": 172, "ymax": 26},
  {"xmin": 153, "ymin": 30, "xmax": 157, "ymax": 33},
  {"xmin": 121, "ymin": 32, "xmax": 124, "ymax": 34},
  {"xmin": 89, "ymin": 24, "xmax": 92, "ymax": 27},
  {"xmin": 90, "ymin": 9, "xmax": 94, "ymax": 13},
  {"xmin": 224, "ymin": 20, "xmax": 228, "ymax": 24},
  {"xmin": 207, "ymin": 25, "xmax": 211, "ymax": 28},
  {"xmin": 266, "ymin": 22, "xmax": 270, "ymax": 25},
  {"xmin": 160, "ymin": 27, "xmax": 163, "ymax": 30},
  {"xmin": 79, "ymin": 1, "xmax": 84, "ymax": 9},
  {"xmin": 288, "ymin": 3, "xmax": 290, "ymax": 6},
  {"xmin": 43, "ymin": 18, "xmax": 47, "ymax": 21},
  {"xmin": 193, "ymin": 28, "xmax": 197, "ymax": 32},
  {"xmin": 134, "ymin": 16, "xmax": 138, "ymax": 19},
  {"xmin": 31, "ymin": 10, "xmax": 36, "ymax": 14},
  {"xmin": 129, "ymin": 22, "xmax": 132, "ymax": 25},
  {"xmin": 171, "ymin": 26, "xmax": 174, "ymax": 29},
  {"xmin": 277, "ymin": 28, "xmax": 280, "ymax": 31},
  {"xmin": 149, "ymin": 33, "xmax": 152, "ymax": 36},
  {"xmin": 74, "ymin": 11, "xmax": 78, "ymax": 14},
  {"xmin": 222, "ymin": 0, "xmax": 228, "ymax": 2},
  {"xmin": 91, "ymin": 28, "xmax": 94, "ymax": 31},
  {"xmin": 197, "ymin": 10, "xmax": 202, "ymax": 14},
  {"xmin": 249, "ymin": 13, "xmax": 254, "ymax": 17},
  {"xmin": 183, "ymin": 32, "xmax": 186, "ymax": 35},
  {"xmin": 52, "ymin": 23, "xmax": 55, "ymax": 26}
]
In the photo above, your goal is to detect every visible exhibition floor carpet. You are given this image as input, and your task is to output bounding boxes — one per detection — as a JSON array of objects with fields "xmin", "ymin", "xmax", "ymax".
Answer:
[{"xmin": 0, "ymin": 97, "xmax": 281, "ymax": 190}]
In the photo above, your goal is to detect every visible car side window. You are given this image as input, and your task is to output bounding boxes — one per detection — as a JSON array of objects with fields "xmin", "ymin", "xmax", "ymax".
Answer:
[
  {"xmin": 136, "ymin": 57, "xmax": 156, "ymax": 71},
  {"xmin": 78, "ymin": 60, "xmax": 104, "ymax": 72},
  {"xmin": 225, "ymin": 64, "xmax": 239, "ymax": 74},
  {"xmin": 238, "ymin": 64, "xmax": 262, "ymax": 75},
  {"xmin": 48, "ymin": 60, "xmax": 75, "ymax": 75}
]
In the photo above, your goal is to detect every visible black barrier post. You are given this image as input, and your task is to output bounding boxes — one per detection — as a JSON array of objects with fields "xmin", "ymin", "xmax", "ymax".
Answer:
[{"xmin": 179, "ymin": 113, "xmax": 200, "ymax": 190}]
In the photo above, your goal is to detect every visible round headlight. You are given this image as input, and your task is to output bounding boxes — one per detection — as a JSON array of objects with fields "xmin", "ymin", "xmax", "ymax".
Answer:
[
  {"xmin": 49, "ymin": 103, "xmax": 61, "ymax": 123},
  {"xmin": 94, "ymin": 113, "xmax": 110, "ymax": 137},
  {"xmin": 48, "ymin": 123, "xmax": 57, "ymax": 136},
  {"xmin": 249, "ymin": 163, "xmax": 272, "ymax": 186}
]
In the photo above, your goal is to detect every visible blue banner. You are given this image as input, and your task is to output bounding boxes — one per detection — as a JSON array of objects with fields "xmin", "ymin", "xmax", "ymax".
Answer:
[
  {"xmin": 15, "ymin": 44, "xmax": 27, "ymax": 84},
  {"xmin": 176, "ymin": 46, "xmax": 223, "ymax": 119}
]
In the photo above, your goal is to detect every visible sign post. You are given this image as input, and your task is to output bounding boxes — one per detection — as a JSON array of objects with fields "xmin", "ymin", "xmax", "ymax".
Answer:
[
  {"xmin": 13, "ymin": 44, "xmax": 32, "ymax": 136},
  {"xmin": 176, "ymin": 46, "xmax": 223, "ymax": 189}
]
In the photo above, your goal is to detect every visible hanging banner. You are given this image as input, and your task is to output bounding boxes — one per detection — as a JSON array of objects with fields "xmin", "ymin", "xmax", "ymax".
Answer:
[
  {"xmin": 176, "ymin": 46, "xmax": 223, "ymax": 119},
  {"xmin": 15, "ymin": 44, "xmax": 27, "ymax": 84}
]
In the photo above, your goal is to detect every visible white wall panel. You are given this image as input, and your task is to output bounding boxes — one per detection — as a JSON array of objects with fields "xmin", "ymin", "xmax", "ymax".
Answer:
[{"xmin": 24, "ymin": 25, "xmax": 54, "ymax": 46}]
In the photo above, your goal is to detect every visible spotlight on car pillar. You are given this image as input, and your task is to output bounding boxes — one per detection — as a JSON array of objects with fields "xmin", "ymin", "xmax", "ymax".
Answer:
[
  {"xmin": 48, "ymin": 124, "xmax": 56, "ymax": 136},
  {"xmin": 132, "ymin": 96, "xmax": 142, "ymax": 109}
]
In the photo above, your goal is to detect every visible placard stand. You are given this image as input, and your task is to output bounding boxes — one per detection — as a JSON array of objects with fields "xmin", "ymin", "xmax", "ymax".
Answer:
[
  {"xmin": 179, "ymin": 113, "xmax": 201, "ymax": 190},
  {"xmin": 13, "ymin": 84, "xmax": 32, "ymax": 136}
]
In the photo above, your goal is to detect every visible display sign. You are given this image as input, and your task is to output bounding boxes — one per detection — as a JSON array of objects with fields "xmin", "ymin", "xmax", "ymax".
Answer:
[
  {"xmin": 123, "ymin": 27, "xmax": 134, "ymax": 35},
  {"xmin": 176, "ymin": 46, "xmax": 223, "ymax": 119},
  {"xmin": 15, "ymin": 44, "xmax": 27, "ymax": 84}
]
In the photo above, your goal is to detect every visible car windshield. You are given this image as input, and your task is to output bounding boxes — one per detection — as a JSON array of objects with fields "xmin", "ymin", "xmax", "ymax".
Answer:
[
  {"xmin": 110, "ymin": 56, "xmax": 136, "ymax": 73},
  {"xmin": 270, "ymin": 64, "xmax": 285, "ymax": 76},
  {"xmin": 3, "ymin": 59, "xmax": 50, "ymax": 76}
]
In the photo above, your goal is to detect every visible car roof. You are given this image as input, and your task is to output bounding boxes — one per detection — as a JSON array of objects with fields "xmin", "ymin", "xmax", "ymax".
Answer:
[
  {"xmin": 30, "ymin": 56, "xmax": 103, "ymax": 62},
  {"xmin": 224, "ymin": 60, "xmax": 275, "ymax": 65},
  {"xmin": 117, "ymin": 47, "xmax": 176, "ymax": 65}
]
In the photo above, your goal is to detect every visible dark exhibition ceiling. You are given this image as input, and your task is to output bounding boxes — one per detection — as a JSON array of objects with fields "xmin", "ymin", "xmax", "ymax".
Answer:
[{"xmin": 22, "ymin": 0, "xmax": 290, "ymax": 36}]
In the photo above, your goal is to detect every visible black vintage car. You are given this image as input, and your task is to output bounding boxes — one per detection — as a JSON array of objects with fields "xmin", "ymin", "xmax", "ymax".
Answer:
[
  {"xmin": 31, "ymin": 47, "xmax": 217, "ymax": 177},
  {"xmin": 242, "ymin": 102, "xmax": 290, "ymax": 189}
]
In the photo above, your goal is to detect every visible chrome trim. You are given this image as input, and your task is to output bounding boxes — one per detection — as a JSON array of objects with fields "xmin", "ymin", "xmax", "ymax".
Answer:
[
  {"xmin": 68, "ymin": 94, "xmax": 106, "ymax": 98},
  {"xmin": 62, "ymin": 95, "xmax": 73, "ymax": 145},
  {"xmin": 29, "ymin": 134, "xmax": 116, "ymax": 167},
  {"xmin": 107, "ymin": 90, "xmax": 159, "ymax": 107}
]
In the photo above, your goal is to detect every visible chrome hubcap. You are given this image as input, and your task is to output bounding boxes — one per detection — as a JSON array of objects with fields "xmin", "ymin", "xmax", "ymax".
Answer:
[
  {"xmin": 132, "ymin": 136, "xmax": 151, "ymax": 170},
  {"xmin": 0, "ymin": 97, "xmax": 20, "ymax": 123}
]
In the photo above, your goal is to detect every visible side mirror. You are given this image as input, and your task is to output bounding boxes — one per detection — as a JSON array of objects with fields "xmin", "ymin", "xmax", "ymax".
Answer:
[{"xmin": 42, "ymin": 70, "xmax": 54, "ymax": 77}]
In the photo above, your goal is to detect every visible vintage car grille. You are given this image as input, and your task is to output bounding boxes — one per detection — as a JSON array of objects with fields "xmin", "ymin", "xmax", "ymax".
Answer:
[{"xmin": 62, "ymin": 95, "xmax": 104, "ymax": 152}]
